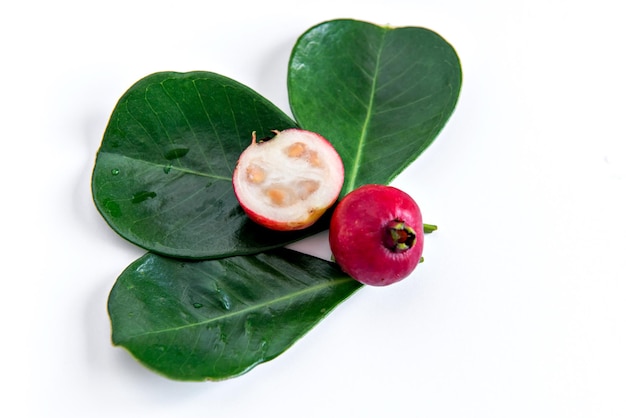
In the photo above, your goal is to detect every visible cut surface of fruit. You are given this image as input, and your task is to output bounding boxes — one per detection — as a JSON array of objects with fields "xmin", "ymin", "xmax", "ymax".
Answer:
[{"xmin": 233, "ymin": 129, "xmax": 344, "ymax": 231}]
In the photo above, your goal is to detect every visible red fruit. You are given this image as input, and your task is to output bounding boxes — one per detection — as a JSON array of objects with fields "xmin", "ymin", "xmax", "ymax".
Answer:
[
  {"xmin": 232, "ymin": 129, "xmax": 344, "ymax": 231},
  {"xmin": 329, "ymin": 184, "xmax": 424, "ymax": 286}
]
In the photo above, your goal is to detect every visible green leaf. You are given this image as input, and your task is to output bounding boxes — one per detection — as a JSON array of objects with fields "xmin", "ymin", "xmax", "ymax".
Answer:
[
  {"xmin": 288, "ymin": 19, "xmax": 462, "ymax": 196},
  {"xmin": 108, "ymin": 248, "xmax": 362, "ymax": 381},
  {"xmin": 92, "ymin": 71, "xmax": 333, "ymax": 259}
]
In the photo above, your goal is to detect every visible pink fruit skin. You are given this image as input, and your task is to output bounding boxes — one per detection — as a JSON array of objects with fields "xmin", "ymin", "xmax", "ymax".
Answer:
[
  {"xmin": 238, "ymin": 204, "xmax": 327, "ymax": 231},
  {"xmin": 329, "ymin": 184, "xmax": 424, "ymax": 286}
]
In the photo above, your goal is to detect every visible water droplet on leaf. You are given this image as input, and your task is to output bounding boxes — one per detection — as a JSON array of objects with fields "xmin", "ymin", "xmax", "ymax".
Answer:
[
  {"xmin": 103, "ymin": 199, "xmax": 122, "ymax": 217},
  {"xmin": 192, "ymin": 303, "xmax": 203, "ymax": 309},
  {"xmin": 220, "ymin": 294, "xmax": 232, "ymax": 310},
  {"xmin": 111, "ymin": 168, "xmax": 120, "ymax": 175},
  {"xmin": 259, "ymin": 338, "xmax": 269, "ymax": 357},
  {"xmin": 131, "ymin": 191, "xmax": 157, "ymax": 204},
  {"xmin": 164, "ymin": 145, "xmax": 190, "ymax": 160},
  {"xmin": 244, "ymin": 316, "xmax": 255, "ymax": 335},
  {"xmin": 214, "ymin": 286, "xmax": 232, "ymax": 310}
]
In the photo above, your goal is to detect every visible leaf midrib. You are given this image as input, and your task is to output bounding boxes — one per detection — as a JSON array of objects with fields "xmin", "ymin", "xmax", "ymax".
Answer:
[
  {"xmin": 105, "ymin": 151, "xmax": 231, "ymax": 181},
  {"xmin": 345, "ymin": 29, "xmax": 388, "ymax": 194},
  {"xmin": 117, "ymin": 276, "xmax": 356, "ymax": 342}
]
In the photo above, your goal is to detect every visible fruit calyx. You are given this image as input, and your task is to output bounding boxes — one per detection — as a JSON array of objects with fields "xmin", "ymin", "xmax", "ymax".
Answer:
[{"xmin": 384, "ymin": 220, "xmax": 417, "ymax": 252}]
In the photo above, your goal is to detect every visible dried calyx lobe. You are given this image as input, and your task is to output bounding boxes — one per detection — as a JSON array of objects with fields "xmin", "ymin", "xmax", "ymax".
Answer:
[{"xmin": 384, "ymin": 220, "xmax": 417, "ymax": 252}]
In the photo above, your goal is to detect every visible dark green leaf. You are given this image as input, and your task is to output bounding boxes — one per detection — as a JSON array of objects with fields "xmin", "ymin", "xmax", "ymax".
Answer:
[
  {"xmin": 288, "ymin": 19, "xmax": 462, "ymax": 196},
  {"xmin": 92, "ymin": 71, "xmax": 332, "ymax": 259},
  {"xmin": 108, "ymin": 248, "xmax": 362, "ymax": 381}
]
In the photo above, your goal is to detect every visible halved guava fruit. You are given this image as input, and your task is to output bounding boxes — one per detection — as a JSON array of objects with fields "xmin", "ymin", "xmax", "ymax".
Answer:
[{"xmin": 233, "ymin": 129, "xmax": 344, "ymax": 231}]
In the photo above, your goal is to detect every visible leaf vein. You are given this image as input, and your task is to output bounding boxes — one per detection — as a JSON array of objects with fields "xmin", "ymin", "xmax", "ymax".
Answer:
[
  {"xmin": 345, "ymin": 32, "xmax": 387, "ymax": 193},
  {"xmin": 122, "ymin": 277, "xmax": 355, "ymax": 341}
]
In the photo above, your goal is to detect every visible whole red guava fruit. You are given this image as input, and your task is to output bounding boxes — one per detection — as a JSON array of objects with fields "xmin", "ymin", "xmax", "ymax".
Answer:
[{"xmin": 329, "ymin": 184, "xmax": 424, "ymax": 286}]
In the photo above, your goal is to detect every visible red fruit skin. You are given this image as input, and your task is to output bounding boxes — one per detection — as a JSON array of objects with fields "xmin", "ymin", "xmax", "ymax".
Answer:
[{"xmin": 329, "ymin": 184, "xmax": 424, "ymax": 286}]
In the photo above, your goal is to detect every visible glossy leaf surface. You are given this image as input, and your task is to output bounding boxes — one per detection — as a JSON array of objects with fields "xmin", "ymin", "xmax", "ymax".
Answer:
[
  {"xmin": 91, "ymin": 71, "xmax": 335, "ymax": 259},
  {"xmin": 288, "ymin": 19, "xmax": 462, "ymax": 196},
  {"xmin": 108, "ymin": 248, "xmax": 362, "ymax": 381}
]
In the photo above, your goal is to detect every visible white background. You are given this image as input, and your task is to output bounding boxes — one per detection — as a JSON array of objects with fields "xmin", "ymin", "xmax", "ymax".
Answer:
[{"xmin": 3, "ymin": 0, "xmax": 625, "ymax": 417}]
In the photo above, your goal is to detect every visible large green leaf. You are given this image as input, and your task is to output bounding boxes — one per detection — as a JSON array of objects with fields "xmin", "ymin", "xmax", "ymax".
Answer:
[
  {"xmin": 92, "ymin": 71, "xmax": 333, "ymax": 259},
  {"xmin": 108, "ymin": 248, "xmax": 362, "ymax": 381},
  {"xmin": 288, "ymin": 19, "xmax": 462, "ymax": 196}
]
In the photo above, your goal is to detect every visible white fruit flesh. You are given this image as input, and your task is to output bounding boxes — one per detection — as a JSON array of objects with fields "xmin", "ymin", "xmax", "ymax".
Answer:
[{"xmin": 233, "ymin": 129, "xmax": 344, "ymax": 229}]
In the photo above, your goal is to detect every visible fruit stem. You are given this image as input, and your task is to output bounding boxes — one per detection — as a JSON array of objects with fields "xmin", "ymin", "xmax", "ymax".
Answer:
[
  {"xmin": 423, "ymin": 223, "xmax": 438, "ymax": 234},
  {"xmin": 385, "ymin": 220, "xmax": 417, "ymax": 252}
]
